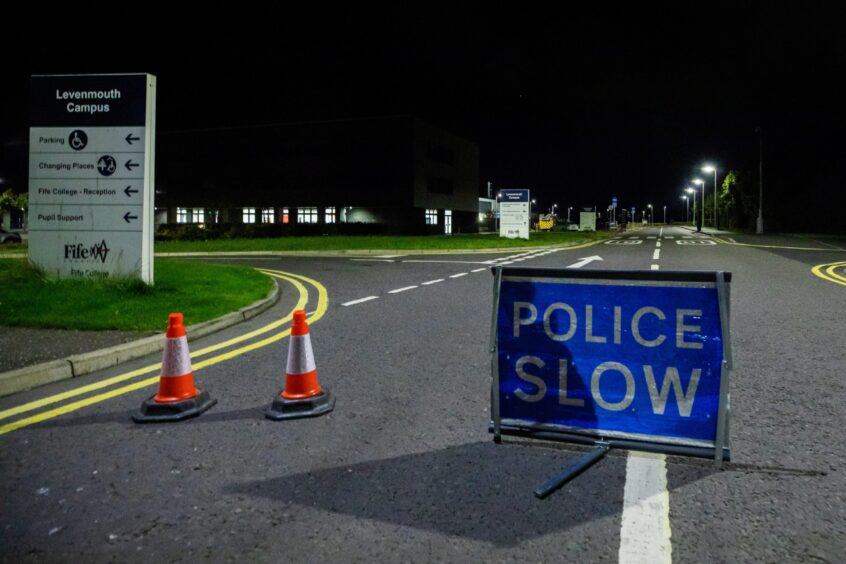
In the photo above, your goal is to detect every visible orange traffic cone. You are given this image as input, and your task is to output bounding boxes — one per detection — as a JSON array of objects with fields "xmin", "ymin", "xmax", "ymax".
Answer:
[
  {"xmin": 133, "ymin": 313, "xmax": 217, "ymax": 423},
  {"xmin": 266, "ymin": 309, "xmax": 335, "ymax": 420}
]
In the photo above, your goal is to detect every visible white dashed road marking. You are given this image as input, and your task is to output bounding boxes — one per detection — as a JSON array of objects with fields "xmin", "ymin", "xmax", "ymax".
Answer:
[
  {"xmin": 341, "ymin": 296, "xmax": 379, "ymax": 306},
  {"xmin": 421, "ymin": 279, "xmax": 444, "ymax": 285},
  {"xmin": 449, "ymin": 272, "xmax": 469, "ymax": 278},
  {"xmin": 387, "ymin": 285, "xmax": 418, "ymax": 294},
  {"xmin": 619, "ymin": 452, "xmax": 672, "ymax": 564}
]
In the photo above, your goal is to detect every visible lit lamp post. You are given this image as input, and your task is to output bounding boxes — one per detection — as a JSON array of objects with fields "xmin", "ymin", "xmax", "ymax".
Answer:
[
  {"xmin": 702, "ymin": 165, "xmax": 718, "ymax": 229},
  {"xmin": 647, "ymin": 204, "xmax": 653, "ymax": 225},
  {"xmin": 692, "ymin": 179, "xmax": 705, "ymax": 232},
  {"xmin": 567, "ymin": 206, "xmax": 573, "ymax": 223},
  {"xmin": 682, "ymin": 195, "xmax": 689, "ymax": 223},
  {"xmin": 663, "ymin": 205, "xmax": 667, "ymax": 224},
  {"xmin": 685, "ymin": 187, "xmax": 696, "ymax": 228}
]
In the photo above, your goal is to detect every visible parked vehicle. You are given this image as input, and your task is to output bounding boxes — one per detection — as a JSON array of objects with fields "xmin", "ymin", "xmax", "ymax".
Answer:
[{"xmin": 0, "ymin": 229, "xmax": 22, "ymax": 244}]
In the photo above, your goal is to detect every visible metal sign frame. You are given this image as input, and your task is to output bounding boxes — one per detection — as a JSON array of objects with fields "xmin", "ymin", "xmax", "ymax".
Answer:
[{"xmin": 489, "ymin": 266, "xmax": 732, "ymax": 462}]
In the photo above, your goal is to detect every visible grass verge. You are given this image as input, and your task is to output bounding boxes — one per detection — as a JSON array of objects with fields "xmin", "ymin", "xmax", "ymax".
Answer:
[
  {"xmin": 0, "ymin": 258, "xmax": 273, "ymax": 331},
  {"xmin": 156, "ymin": 231, "xmax": 608, "ymax": 253}
]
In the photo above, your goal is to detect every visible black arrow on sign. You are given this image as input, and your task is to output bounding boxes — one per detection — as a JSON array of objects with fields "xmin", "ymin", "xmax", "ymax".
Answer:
[
  {"xmin": 123, "ymin": 212, "xmax": 138, "ymax": 223},
  {"xmin": 125, "ymin": 160, "xmax": 140, "ymax": 172},
  {"xmin": 125, "ymin": 133, "xmax": 140, "ymax": 144},
  {"xmin": 124, "ymin": 186, "xmax": 139, "ymax": 197}
]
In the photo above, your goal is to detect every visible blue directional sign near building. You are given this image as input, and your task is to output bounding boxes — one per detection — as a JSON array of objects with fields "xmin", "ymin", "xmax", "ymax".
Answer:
[{"xmin": 490, "ymin": 267, "xmax": 732, "ymax": 460}]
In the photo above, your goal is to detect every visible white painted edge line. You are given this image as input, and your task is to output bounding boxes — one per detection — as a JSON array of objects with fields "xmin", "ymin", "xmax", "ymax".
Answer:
[
  {"xmin": 653, "ymin": 249, "xmax": 661, "ymax": 260},
  {"xmin": 351, "ymin": 258, "xmax": 395, "ymax": 263},
  {"xmin": 387, "ymin": 285, "xmax": 418, "ymax": 294},
  {"xmin": 619, "ymin": 452, "xmax": 672, "ymax": 564},
  {"xmin": 374, "ymin": 254, "xmax": 404, "ymax": 258},
  {"xmin": 651, "ymin": 264, "xmax": 660, "ymax": 270},
  {"xmin": 421, "ymin": 279, "xmax": 444, "ymax": 285},
  {"xmin": 471, "ymin": 268, "xmax": 487, "ymax": 273},
  {"xmin": 449, "ymin": 272, "xmax": 469, "ymax": 278},
  {"xmin": 341, "ymin": 296, "xmax": 379, "ymax": 307}
]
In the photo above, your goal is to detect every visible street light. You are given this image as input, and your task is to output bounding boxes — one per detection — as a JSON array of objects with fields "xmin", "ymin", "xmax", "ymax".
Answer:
[
  {"xmin": 681, "ymin": 196, "xmax": 689, "ymax": 223},
  {"xmin": 685, "ymin": 187, "xmax": 696, "ymax": 228},
  {"xmin": 692, "ymin": 179, "xmax": 705, "ymax": 232},
  {"xmin": 647, "ymin": 204, "xmax": 653, "ymax": 225},
  {"xmin": 702, "ymin": 165, "xmax": 718, "ymax": 229},
  {"xmin": 663, "ymin": 205, "xmax": 667, "ymax": 224},
  {"xmin": 567, "ymin": 206, "xmax": 573, "ymax": 223}
]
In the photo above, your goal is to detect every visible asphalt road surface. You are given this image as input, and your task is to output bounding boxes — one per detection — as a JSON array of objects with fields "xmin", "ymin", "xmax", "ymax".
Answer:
[{"xmin": 1, "ymin": 226, "xmax": 844, "ymax": 563}]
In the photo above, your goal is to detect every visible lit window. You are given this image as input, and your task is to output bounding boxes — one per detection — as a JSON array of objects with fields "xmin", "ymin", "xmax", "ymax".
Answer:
[
  {"xmin": 282, "ymin": 207, "xmax": 289, "ymax": 224},
  {"xmin": 242, "ymin": 208, "xmax": 256, "ymax": 224},
  {"xmin": 191, "ymin": 208, "xmax": 205, "ymax": 224},
  {"xmin": 262, "ymin": 208, "xmax": 275, "ymax": 223},
  {"xmin": 444, "ymin": 209, "xmax": 452, "ymax": 234},
  {"xmin": 325, "ymin": 206, "xmax": 336, "ymax": 224},
  {"xmin": 176, "ymin": 207, "xmax": 188, "ymax": 224},
  {"xmin": 425, "ymin": 209, "xmax": 438, "ymax": 225},
  {"xmin": 298, "ymin": 207, "xmax": 318, "ymax": 224}
]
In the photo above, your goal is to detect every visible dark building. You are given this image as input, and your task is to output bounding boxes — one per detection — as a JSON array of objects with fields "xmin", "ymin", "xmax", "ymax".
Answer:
[{"xmin": 155, "ymin": 116, "xmax": 480, "ymax": 234}]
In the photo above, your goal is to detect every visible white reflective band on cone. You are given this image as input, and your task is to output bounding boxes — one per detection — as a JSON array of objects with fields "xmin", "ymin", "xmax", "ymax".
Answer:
[
  {"xmin": 161, "ymin": 336, "xmax": 193, "ymax": 377},
  {"xmin": 286, "ymin": 334, "xmax": 316, "ymax": 375}
]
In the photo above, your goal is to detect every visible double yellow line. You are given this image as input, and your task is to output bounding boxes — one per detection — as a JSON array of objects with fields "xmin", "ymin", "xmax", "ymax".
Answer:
[
  {"xmin": 0, "ymin": 269, "xmax": 328, "ymax": 436},
  {"xmin": 811, "ymin": 261, "xmax": 846, "ymax": 287}
]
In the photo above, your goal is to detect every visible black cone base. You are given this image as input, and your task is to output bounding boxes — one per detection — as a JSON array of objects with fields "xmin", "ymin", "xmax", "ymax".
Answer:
[
  {"xmin": 265, "ymin": 389, "xmax": 335, "ymax": 420},
  {"xmin": 132, "ymin": 390, "xmax": 217, "ymax": 423}
]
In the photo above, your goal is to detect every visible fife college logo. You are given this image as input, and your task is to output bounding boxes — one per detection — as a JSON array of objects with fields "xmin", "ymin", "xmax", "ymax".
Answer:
[{"xmin": 64, "ymin": 240, "xmax": 110, "ymax": 263}]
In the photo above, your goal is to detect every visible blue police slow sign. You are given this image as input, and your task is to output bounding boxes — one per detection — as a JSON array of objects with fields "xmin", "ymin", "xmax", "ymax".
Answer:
[{"xmin": 490, "ymin": 268, "xmax": 732, "ymax": 460}]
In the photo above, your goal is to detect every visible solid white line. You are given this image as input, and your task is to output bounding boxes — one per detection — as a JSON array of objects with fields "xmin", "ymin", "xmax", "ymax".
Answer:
[
  {"xmin": 471, "ymin": 268, "xmax": 487, "ymax": 273},
  {"xmin": 374, "ymin": 254, "xmax": 404, "ymax": 258},
  {"xmin": 421, "ymin": 278, "xmax": 445, "ymax": 285},
  {"xmin": 387, "ymin": 285, "xmax": 418, "ymax": 294},
  {"xmin": 351, "ymin": 258, "xmax": 395, "ymax": 263},
  {"xmin": 403, "ymin": 260, "xmax": 491, "ymax": 265},
  {"xmin": 651, "ymin": 264, "xmax": 660, "ymax": 270},
  {"xmin": 341, "ymin": 296, "xmax": 379, "ymax": 306},
  {"xmin": 619, "ymin": 452, "xmax": 672, "ymax": 564},
  {"xmin": 653, "ymin": 249, "xmax": 661, "ymax": 260},
  {"xmin": 449, "ymin": 272, "xmax": 469, "ymax": 278}
]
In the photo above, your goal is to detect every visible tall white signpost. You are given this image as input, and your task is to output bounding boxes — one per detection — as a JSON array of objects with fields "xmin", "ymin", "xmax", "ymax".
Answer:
[
  {"xmin": 499, "ymin": 189, "xmax": 530, "ymax": 240},
  {"xmin": 28, "ymin": 74, "xmax": 156, "ymax": 283}
]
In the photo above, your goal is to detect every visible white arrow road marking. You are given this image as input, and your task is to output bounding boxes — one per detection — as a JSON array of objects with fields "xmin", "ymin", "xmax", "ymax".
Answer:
[{"xmin": 566, "ymin": 255, "xmax": 603, "ymax": 269}]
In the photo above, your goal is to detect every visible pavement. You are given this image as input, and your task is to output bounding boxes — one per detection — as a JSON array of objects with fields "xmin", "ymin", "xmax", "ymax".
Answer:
[{"xmin": 0, "ymin": 280, "xmax": 280, "ymax": 397}]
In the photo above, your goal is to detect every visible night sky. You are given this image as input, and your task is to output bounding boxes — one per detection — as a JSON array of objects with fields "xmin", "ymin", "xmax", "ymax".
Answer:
[{"xmin": 3, "ymin": 4, "xmax": 844, "ymax": 231}]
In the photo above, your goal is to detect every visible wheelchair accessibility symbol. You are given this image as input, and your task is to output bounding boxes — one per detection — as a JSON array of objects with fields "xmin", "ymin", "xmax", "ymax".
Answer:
[
  {"xmin": 97, "ymin": 155, "xmax": 117, "ymax": 176},
  {"xmin": 69, "ymin": 130, "xmax": 88, "ymax": 151}
]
